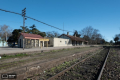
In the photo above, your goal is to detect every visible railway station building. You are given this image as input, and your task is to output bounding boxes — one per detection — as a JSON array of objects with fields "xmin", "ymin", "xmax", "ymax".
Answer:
[{"xmin": 18, "ymin": 33, "xmax": 49, "ymax": 48}]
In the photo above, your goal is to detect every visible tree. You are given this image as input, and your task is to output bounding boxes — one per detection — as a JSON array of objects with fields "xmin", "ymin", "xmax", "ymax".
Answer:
[
  {"xmin": 21, "ymin": 24, "xmax": 46, "ymax": 37},
  {"xmin": 0, "ymin": 25, "xmax": 12, "ymax": 46},
  {"xmin": 101, "ymin": 39, "xmax": 105, "ymax": 44},
  {"xmin": 46, "ymin": 31, "xmax": 60, "ymax": 38},
  {"xmin": 29, "ymin": 24, "xmax": 46, "ymax": 37},
  {"xmin": 94, "ymin": 34, "xmax": 102, "ymax": 44},
  {"xmin": 20, "ymin": 26, "xmax": 30, "ymax": 33},
  {"xmin": 7, "ymin": 29, "xmax": 22, "ymax": 43},
  {"xmin": 73, "ymin": 30, "xmax": 81, "ymax": 37},
  {"xmin": 114, "ymin": 36, "xmax": 119, "ymax": 44},
  {"xmin": 38, "ymin": 32, "xmax": 46, "ymax": 37},
  {"xmin": 80, "ymin": 26, "xmax": 103, "ymax": 44},
  {"xmin": 115, "ymin": 34, "xmax": 120, "ymax": 41},
  {"xmin": 110, "ymin": 40, "xmax": 113, "ymax": 45},
  {"xmin": 83, "ymin": 35, "xmax": 90, "ymax": 41},
  {"xmin": 29, "ymin": 24, "xmax": 38, "ymax": 34}
]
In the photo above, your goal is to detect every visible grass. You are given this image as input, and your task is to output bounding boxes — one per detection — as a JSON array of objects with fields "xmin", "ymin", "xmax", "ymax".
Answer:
[
  {"xmin": 27, "ymin": 78, "xmax": 31, "ymax": 80},
  {"xmin": 43, "ymin": 58, "xmax": 78, "ymax": 78},
  {"xmin": 112, "ymin": 49, "xmax": 116, "ymax": 53},
  {"xmin": 0, "ymin": 53, "xmax": 29, "ymax": 59}
]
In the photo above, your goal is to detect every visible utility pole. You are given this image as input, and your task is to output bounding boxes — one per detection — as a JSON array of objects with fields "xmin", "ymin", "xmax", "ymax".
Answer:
[
  {"xmin": 63, "ymin": 23, "xmax": 64, "ymax": 34},
  {"xmin": 22, "ymin": 8, "xmax": 26, "ymax": 50},
  {"xmin": 63, "ymin": 23, "xmax": 64, "ymax": 38}
]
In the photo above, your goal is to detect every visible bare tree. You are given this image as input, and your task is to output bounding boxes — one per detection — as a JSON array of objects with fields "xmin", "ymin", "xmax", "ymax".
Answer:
[
  {"xmin": 95, "ymin": 34, "xmax": 102, "ymax": 44},
  {"xmin": 46, "ymin": 31, "xmax": 60, "ymax": 38},
  {"xmin": 80, "ymin": 26, "xmax": 94, "ymax": 38},
  {"xmin": 80, "ymin": 26, "xmax": 103, "ymax": 44},
  {"xmin": 0, "ymin": 25, "xmax": 12, "ymax": 46}
]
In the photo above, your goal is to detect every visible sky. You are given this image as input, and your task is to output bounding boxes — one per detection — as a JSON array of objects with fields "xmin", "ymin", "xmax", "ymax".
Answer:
[{"xmin": 0, "ymin": 0, "xmax": 120, "ymax": 42}]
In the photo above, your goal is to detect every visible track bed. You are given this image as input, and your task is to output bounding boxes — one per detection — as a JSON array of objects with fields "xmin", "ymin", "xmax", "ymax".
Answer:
[
  {"xmin": 41, "ymin": 47, "xmax": 109, "ymax": 80},
  {"xmin": 101, "ymin": 47, "xmax": 120, "ymax": 80}
]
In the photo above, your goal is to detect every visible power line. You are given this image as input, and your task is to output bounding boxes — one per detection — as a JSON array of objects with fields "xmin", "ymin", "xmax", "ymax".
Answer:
[
  {"xmin": 0, "ymin": 8, "xmax": 73, "ymax": 33},
  {"xmin": 0, "ymin": 9, "xmax": 21, "ymax": 15}
]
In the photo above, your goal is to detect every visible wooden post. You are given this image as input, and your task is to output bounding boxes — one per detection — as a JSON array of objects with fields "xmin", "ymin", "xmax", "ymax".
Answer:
[
  {"xmin": 40, "ymin": 42, "xmax": 42, "ymax": 48},
  {"xmin": 39, "ymin": 40, "xmax": 40, "ymax": 48},
  {"xmin": 74, "ymin": 41, "xmax": 76, "ymax": 46},
  {"xmin": 23, "ymin": 39, "xmax": 24, "ymax": 50},
  {"xmin": 35, "ymin": 39, "xmax": 36, "ymax": 47},
  {"xmin": 30, "ymin": 39, "xmax": 31, "ymax": 48},
  {"xmin": 43, "ymin": 41, "xmax": 44, "ymax": 47},
  {"xmin": 47, "ymin": 41, "xmax": 48, "ymax": 48}
]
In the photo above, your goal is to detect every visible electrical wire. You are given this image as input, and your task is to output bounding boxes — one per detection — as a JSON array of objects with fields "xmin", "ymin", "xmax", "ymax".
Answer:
[{"xmin": 0, "ymin": 8, "xmax": 73, "ymax": 33}]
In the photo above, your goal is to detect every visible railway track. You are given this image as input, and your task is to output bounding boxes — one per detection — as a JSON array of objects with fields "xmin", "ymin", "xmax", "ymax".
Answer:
[{"xmin": 46, "ymin": 47, "xmax": 110, "ymax": 80}]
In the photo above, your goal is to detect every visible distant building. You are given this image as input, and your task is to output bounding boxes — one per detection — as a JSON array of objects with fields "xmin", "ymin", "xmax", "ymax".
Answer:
[
  {"xmin": 18, "ymin": 33, "xmax": 49, "ymax": 48},
  {"xmin": 0, "ymin": 41, "xmax": 8, "ymax": 47},
  {"xmin": 48, "ymin": 37, "xmax": 72, "ymax": 47},
  {"xmin": 0, "ymin": 37, "xmax": 8, "ymax": 47},
  {"xmin": 48, "ymin": 32, "xmax": 88, "ymax": 47}
]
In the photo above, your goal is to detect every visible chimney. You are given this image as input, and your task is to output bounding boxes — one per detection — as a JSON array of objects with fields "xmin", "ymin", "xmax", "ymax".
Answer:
[
  {"xmin": 67, "ymin": 32, "xmax": 69, "ymax": 35},
  {"xmin": 75, "ymin": 34, "xmax": 76, "ymax": 37}
]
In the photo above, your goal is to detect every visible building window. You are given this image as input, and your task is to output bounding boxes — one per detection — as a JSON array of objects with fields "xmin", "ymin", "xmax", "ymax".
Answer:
[{"xmin": 65, "ymin": 41, "xmax": 67, "ymax": 44}]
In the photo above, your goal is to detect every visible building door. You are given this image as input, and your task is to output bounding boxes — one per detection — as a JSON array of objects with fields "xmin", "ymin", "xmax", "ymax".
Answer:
[
  {"xmin": 20, "ymin": 39, "xmax": 21, "ymax": 48},
  {"xmin": 76, "ymin": 41, "xmax": 77, "ymax": 45},
  {"xmin": 72, "ymin": 40, "xmax": 74, "ymax": 46}
]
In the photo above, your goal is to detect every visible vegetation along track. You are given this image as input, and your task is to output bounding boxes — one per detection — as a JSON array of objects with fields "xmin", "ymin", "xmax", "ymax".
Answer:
[
  {"xmin": 0, "ymin": 47, "xmax": 99, "ymax": 72},
  {"xmin": 101, "ymin": 46, "xmax": 120, "ymax": 80},
  {"xmin": 25, "ymin": 47, "xmax": 106, "ymax": 80},
  {"xmin": 38, "ymin": 47, "xmax": 110, "ymax": 80}
]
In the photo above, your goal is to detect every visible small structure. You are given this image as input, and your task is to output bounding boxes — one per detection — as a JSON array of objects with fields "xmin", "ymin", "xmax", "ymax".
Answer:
[
  {"xmin": 48, "ymin": 32, "xmax": 88, "ymax": 47},
  {"xmin": 0, "ymin": 41, "xmax": 8, "ymax": 47},
  {"xmin": 0, "ymin": 37, "xmax": 8, "ymax": 47},
  {"xmin": 48, "ymin": 37, "xmax": 72, "ymax": 47},
  {"xmin": 18, "ymin": 33, "xmax": 49, "ymax": 48},
  {"xmin": 59, "ymin": 33, "xmax": 88, "ymax": 46}
]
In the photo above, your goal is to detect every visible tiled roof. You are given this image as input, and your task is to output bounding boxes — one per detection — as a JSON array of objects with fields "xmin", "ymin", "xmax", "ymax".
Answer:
[
  {"xmin": 20, "ymin": 33, "xmax": 43, "ymax": 39},
  {"xmin": 59, "ymin": 34, "xmax": 86, "ymax": 42}
]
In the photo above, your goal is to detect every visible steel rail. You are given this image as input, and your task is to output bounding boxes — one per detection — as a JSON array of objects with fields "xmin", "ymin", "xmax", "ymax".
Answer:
[
  {"xmin": 97, "ymin": 47, "xmax": 110, "ymax": 80},
  {"xmin": 48, "ymin": 48, "xmax": 104, "ymax": 80}
]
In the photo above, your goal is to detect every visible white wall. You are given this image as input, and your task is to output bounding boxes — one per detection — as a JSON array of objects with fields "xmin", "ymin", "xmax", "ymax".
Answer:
[
  {"xmin": 48, "ymin": 37, "xmax": 72, "ymax": 47},
  {"xmin": 18, "ymin": 35, "xmax": 26, "ymax": 48},
  {"xmin": 0, "ymin": 41, "xmax": 8, "ymax": 47},
  {"xmin": 53, "ymin": 38, "xmax": 72, "ymax": 47},
  {"xmin": 59, "ymin": 35, "xmax": 85, "ymax": 46}
]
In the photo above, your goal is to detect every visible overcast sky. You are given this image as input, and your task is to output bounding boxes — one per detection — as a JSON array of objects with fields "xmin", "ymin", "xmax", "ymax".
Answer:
[{"xmin": 0, "ymin": 0, "xmax": 120, "ymax": 42}]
